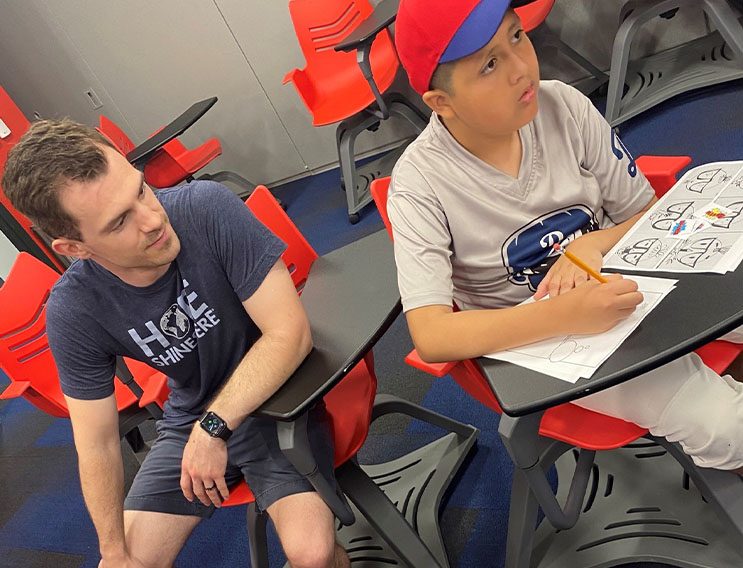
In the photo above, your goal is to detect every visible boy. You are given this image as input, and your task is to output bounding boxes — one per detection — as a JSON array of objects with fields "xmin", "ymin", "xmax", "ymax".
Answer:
[{"xmin": 389, "ymin": 0, "xmax": 743, "ymax": 472}]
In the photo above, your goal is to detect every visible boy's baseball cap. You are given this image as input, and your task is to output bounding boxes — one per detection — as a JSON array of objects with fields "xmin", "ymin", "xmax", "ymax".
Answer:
[{"xmin": 395, "ymin": 0, "xmax": 537, "ymax": 95}]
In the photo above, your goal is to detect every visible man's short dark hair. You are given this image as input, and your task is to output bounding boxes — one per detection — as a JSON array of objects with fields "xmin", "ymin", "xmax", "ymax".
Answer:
[{"xmin": 2, "ymin": 118, "xmax": 115, "ymax": 240}]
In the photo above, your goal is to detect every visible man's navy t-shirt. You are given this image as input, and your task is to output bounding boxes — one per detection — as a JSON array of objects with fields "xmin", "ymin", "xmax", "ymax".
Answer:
[{"xmin": 46, "ymin": 181, "xmax": 286, "ymax": 416}]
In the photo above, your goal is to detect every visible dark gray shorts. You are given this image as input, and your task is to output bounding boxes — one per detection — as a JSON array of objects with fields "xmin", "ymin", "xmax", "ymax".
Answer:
[{"xmin": 124, "ymin": 403, "xmax": 335, "ymax": 517}]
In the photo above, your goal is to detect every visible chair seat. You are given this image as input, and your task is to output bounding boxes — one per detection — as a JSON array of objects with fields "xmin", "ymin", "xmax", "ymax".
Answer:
[
  {"xmin": 169, "ymin": 138, "xmax": 222, "ymax": 173},
  {"xmin": 144, "ymin": 137, "xmax": 222, "ymax": 188},
  {"xmin": 695, "ymin": 340, "xmax": 743, "ymax": 376},
  {"xmin": 635, "ymin": 155, "xmax": 693, "ymax": 197},
  {"xmin": 515, "ymin": 0, "xmax": 555, "ymax": 32},
  {"xmin": 541, "ymin": 403, "xmax": 647, "ymax": 450},
  {"xmin": 285, "ymin": 30, "xmax": 399, "ymax": 126},
  {"xmin": 222, "ymin": 480, "xmax": 256, "ymax": 507}
]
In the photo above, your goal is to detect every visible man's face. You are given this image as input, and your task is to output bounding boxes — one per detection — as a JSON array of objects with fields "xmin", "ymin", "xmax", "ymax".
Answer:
[
  {"xmin": 57, "ymin": 145, "xmax": 180, "ymax": 283},
  {"xmin": 441, "ymin": 11, "xmax": 540, "ymax": 136}
]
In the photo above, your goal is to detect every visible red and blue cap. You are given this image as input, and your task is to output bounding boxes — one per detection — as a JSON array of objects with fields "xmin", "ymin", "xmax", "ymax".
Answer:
[{"xmin": 395, "ymin": 0, "xmax": 536, "ymax": 94}]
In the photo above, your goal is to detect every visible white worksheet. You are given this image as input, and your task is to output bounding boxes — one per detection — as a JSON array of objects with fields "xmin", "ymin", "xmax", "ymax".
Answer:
[
  {"xmin": 484, "ymin": 276, "xmax": 678, "ymax": 383},
  {"xmin": 604, "ymin": 161, "xmax": 743, "ymax": 274}
]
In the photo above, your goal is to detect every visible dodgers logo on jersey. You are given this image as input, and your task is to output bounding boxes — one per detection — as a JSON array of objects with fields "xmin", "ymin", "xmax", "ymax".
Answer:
[
  {"xmin": 610, "ymin": 128, "xmax": 637, "ymax": 178},
  {"xmin": 501, "ymin": 205, "xmax": 599, "ymax": 292}
]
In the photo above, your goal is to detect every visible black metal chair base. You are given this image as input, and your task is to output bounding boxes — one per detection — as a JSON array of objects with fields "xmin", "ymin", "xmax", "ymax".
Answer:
[
  {"xmin": 529, "ymin": 442, "xmax": 743, "ymax": 567},
  {"xmin": 247, "ymin": 394, "xmax": 479, "ymax": 568}
]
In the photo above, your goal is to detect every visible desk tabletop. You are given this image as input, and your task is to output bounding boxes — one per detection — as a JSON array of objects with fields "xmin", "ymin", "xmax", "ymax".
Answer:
[
  {"xmin": 126, "ymin": 97, "xmax": 217, "ymax": 167},
  {"xmin": 254, "ymin": 230, "xmax": 401, "ymax": 421},
  {"xmin": 477, "ymin": 265, "xmax": 743, "ymax": 416}
]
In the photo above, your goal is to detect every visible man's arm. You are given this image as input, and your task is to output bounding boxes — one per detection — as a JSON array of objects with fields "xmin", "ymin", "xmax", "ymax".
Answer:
[
  {"xmin": 65, "ymin": 395, "xmax": 143, "ymax": 567},
  {"xmin": 180, "ymin": 260, "xmax": 311, "ymax": 506},
  {"xmin": 408, "ymin": 274, "xmax": 643, "ymax": 363},
  {"xmin": 209, "ymin": 260, "xmax": 312, "ymax": 424}
]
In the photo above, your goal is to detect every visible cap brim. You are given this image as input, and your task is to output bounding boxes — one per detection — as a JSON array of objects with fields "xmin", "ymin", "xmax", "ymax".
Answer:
[{"xmin": 440, "ymin": 0, "xmax": 539, "ymax": 63}]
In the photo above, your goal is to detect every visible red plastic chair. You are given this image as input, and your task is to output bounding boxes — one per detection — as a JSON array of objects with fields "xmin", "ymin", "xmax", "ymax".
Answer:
[
  {"xmin": 228, "ymin": 185, "xmax": 474, "ymax": 567},
  {"xmin": 283, "ymin": 0, "xmax": 399, "ymax": 127},
  {"xmin": 245, "ymin": 185, "xmax": 318, "ymax": 292},
  {"xmin": 0, "ymin": 253, "xmax": 161, "ymax": 443},
  {"xmin": 97, "ymin": 115, "xmax": 222, "ymax": 189},
  {"xmin": 516, "ymin": 0, "xmax": 555, "ymax": 31},
  {"xmin": 284, "ymin": 0, "xmax": 428, "ymax": 223},
  {"xmin": 370, "ymin": 154, "xmax": 743, "ymax": 449}
]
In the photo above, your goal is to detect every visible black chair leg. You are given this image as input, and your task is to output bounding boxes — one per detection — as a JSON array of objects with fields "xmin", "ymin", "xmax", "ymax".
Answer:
[{"xmin": 247, "ymin": 502, "xmax": 269, "ymax": 568}]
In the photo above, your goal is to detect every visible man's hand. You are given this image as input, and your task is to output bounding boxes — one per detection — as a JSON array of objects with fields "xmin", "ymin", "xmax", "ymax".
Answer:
[
  {"xmin": 551, "ymin": 274, "xmax": 644, "ymax": 335},
  {"xmin": 534, "ymin": 238, "xmax": 604, "ymax": 300},
  {"xmin": 180, "ymin": 425, "xmax": 229, "ymax": 507}
]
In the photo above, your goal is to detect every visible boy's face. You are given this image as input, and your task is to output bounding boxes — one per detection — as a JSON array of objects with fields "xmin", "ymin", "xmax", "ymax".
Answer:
[
  {"xmin": 424, "ymin": 10, "xmax": 540, "ymax": 137},
  {"xmin": 53, "ymin": 145, "xmax": 181, "ymax": 283}
]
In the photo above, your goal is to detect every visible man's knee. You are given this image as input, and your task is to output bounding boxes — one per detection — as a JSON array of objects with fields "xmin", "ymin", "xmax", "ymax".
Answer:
[{"xmin": 282, "ymin": 533, "xmax": 336, "ymax": 568}]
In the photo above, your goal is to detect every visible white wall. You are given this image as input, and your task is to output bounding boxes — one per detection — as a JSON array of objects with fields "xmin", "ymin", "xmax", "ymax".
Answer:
[
  {"xmin": 0, "ymin": 0, "xmax": 714, "ymax": 187},
  {"xmin": 0, "ymin": 230, "xmax": 18, "ymax": 280}
]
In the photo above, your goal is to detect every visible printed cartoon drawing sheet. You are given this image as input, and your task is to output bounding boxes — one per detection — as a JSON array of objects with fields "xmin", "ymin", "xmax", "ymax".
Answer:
[
  {"xmin": 485, "ymin": 276, "xmax": 678, "ymax": 383},
  {"xmin": 604, "ymin": 161, "xmax": 743, "ymax": 273}
]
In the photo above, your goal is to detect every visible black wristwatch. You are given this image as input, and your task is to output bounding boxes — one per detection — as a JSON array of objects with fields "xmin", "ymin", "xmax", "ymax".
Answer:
[{"xmin": 199, "ymin": 411, "xmax": 232, "ymax": 441}]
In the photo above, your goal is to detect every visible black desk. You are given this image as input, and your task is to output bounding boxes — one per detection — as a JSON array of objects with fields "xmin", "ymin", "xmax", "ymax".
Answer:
[
  {"xmin": 255, "ymin": 230, "xmax": 401, "ymax": 420},
  {"xmin": 126, "ymin": 97, "xmax": 217, "ymax": 168},
  {"xmin": 477, "ymin": 265, "xmax": 743, "ymax": 417}
]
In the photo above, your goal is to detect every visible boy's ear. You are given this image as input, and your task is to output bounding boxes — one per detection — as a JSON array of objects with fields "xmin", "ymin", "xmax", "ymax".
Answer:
[
  {"xmin": 52, "ymin": 237, "xmax": 91, "ymax": 259},
  {"xmin": 422, "ymin": 89, "xmax": 455, "ymax": 119}
]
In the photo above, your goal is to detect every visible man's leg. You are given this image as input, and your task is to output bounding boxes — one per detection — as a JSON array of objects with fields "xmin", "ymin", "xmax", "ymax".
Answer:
[
  {"xmin": 122, "ymin": 510, "xmax": 201, "ymax": 568},
  {"xmin": 268, "ymin": 492, "xmax": 349, "ymax": 568},
  {"xmin": 573, "ymin": 352, "xmax": 743, "ymax": 473},
  {"xmin": 122, "ymin": 414, "xmax": 240, "ymax": 567}
]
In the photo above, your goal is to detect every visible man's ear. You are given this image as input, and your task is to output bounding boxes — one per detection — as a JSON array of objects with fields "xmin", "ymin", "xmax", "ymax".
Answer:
[
  {"xmin": 52, "ymin": 237, "xmax": 90, "ymax": 259},
  {"xmin": 422, "ymin": 89, "xmax": 455, "ymax": 120}
]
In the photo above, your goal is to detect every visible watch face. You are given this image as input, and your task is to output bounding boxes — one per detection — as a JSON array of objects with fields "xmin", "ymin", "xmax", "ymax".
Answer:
[{"xmin": 202, "ymin": 412, "xmax": 223, "ymax": 435}]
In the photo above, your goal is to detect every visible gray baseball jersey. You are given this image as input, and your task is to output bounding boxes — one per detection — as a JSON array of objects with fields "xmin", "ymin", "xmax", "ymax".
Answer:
[{"xmin": 388, "ymin": 80, "xmax": 654, "ymax": 312}]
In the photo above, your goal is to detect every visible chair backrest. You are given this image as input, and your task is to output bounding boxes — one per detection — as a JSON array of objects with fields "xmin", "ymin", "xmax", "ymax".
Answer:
[
  {"xmin": 289, "ymin": 0, "xmax": 375, "ymax": 61},
  {"xmin": 0, "ymin": 253, "xmax": 68, "ymax": 416},
  {"xmin": 370, "ymin": 177, "xmax": 393, "ymax": 239},
  {"xmin": 0, "ymin": 253, "xmax": 143, "ymax": 416},
  {"xmin": 245, "ymin": 185, "xmax": 318, "ymax": 292},
  {"xmin": 515, "ymin": 0, "xmax": 555, "ymax": 32},
  {"xmin": 97, "ymin": 116, "xmax": 136, "ymax": 155}
]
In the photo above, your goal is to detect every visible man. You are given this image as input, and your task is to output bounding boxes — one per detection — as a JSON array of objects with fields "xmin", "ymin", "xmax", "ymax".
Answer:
[{"xmin": 2, "ymin": 119, "xmax": 348, "ymax": 567}]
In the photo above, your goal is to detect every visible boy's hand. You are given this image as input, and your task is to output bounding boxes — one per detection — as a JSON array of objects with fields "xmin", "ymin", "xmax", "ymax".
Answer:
[
  {"xmin": 553, "ymin": 274, "xmax": 644, "ymax": 335},
  {"xmin": 534, "ymin": 239, "xmax": 604, "ymax": 300}
]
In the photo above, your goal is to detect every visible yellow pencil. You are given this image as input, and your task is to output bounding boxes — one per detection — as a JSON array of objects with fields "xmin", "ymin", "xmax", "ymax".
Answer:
[{"xmin": 553, "ymin": 244, "xmax": 608, "ymax": 284}]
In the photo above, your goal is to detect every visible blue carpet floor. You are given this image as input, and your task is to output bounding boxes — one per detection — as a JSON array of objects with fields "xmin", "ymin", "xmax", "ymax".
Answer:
[{"xmin": 1, "ymin": 77, "xmax": 742, "ymax": 567}]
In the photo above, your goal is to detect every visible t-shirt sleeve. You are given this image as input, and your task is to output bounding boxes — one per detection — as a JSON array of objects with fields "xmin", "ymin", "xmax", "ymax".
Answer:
[
  {"xmin": 189, "ymin": 182, "xmax": 287, "ymax": 302},
  {"xmin": 46, "ymin": 290, "xmax": 117, "ymax": 400},
  {"xmin": 388, "ymin": 164, "xmax": 454, "ymax": 312},
  {"xmin": 564, "ymin": 84, "xmax": 655, "ymax": 224}
]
